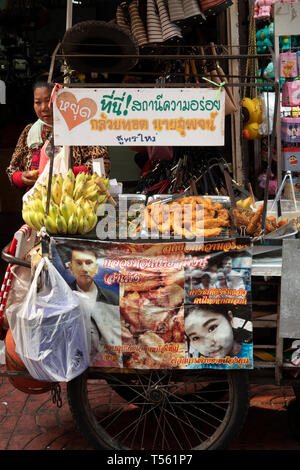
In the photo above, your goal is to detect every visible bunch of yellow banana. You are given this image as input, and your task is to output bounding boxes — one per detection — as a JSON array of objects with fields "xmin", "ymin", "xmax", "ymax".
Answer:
[
  {"xmin": 22, "ymin": 169, "xmax": 110, "ymax": 235},
  {"xmin": 236, "ymin": 197, "xmax": 252, "ymax": 210}
]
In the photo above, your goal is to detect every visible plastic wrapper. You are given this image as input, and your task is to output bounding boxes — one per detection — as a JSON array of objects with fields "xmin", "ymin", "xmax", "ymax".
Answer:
[
  {"xmin": 11, "ymin": 257, "xmax": 89, "ymax": 382},
  {"xmin": 4, "ymin": 265, "xmax": 32, "ymax": 330}
]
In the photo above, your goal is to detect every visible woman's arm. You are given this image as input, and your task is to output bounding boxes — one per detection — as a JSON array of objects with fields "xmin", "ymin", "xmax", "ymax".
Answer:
[{"xmin": 6, "ymin": 124, "xmax": 33, "ymax": 186}]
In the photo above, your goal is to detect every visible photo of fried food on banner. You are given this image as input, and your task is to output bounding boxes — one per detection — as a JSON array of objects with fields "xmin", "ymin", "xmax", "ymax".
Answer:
[{"xmin": 119, "ymin": 265, "xmax": 185, "ymax": 369}]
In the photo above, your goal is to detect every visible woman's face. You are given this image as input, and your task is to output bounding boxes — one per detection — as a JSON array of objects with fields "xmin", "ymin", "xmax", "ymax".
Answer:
[
  {"xmin": 185, "ymin": 310, "xmax": 234, "ymax": 357},
  {"xmin": 33, "ymin": 87, "xmax": 53, "ymax": 125}
]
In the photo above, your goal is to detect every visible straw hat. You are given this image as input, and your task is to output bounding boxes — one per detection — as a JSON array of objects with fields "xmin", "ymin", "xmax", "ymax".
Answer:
[{"xmin": 61, "ymin": 20, "xmax": 139, "ymax": 73}]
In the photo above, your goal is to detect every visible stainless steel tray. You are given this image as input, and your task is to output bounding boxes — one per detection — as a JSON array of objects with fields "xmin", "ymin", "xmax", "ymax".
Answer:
[{"xmin": 141, "ymin": 194, "xmax": 232, "ymax": 241}]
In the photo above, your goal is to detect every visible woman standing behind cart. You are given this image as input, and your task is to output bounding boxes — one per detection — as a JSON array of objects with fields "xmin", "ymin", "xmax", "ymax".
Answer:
[{"xmin": 6, "ymin": 81, "xmax": 111, "ymax": 189}]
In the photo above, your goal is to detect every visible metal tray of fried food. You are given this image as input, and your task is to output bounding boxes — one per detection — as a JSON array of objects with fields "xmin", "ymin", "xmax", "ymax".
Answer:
[
  {"xmin": 264, "ymin": 221, "xmax": 297, "ymax": 239},
  {"xmin": 141, "ymin": 194, "xmax": 233, "ymax": 241}
]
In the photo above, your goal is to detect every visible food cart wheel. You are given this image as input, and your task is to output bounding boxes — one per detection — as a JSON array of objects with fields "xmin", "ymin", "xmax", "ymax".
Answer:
[{"xmin": 67, "ymin": 368, "xmax": 249, "ymax": 450}]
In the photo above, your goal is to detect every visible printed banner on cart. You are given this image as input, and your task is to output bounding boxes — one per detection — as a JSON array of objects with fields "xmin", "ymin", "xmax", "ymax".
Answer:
[
  {"xmin": 50, "ymin": 238, "xmax": 253, "ymax": 370},
  {"xmin": 53, "ymin": 87, "xmax": 225, "ymax": 146}
]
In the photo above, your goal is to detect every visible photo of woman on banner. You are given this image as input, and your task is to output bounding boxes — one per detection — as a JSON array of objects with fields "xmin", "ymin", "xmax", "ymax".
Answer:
[
  {"xmin": 184, "ymin": 304, "xmax": 253, "ymax": 369},
  {"xmin": 50, "ymin": 240, "xmax": 123, "ymax": 366}
]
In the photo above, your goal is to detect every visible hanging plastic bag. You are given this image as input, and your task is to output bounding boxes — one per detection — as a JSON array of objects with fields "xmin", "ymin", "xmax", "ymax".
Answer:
[
  {"xmin": 3, "ymin": 265, "xmax": 32, "ymax": 331},
  {"xmin": 23, "ymin": 143, "xmax": 69, "ymax": 205},
  {"xmin": 11, "ymin": 257, "xmax": 89, "ymax": 382}
]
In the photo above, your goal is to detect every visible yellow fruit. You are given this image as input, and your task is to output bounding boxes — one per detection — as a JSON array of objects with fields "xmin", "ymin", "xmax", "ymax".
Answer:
[
  {"xmin": 48, "ymin": 201, "xmax": 60, "ymax": 222},
  {"xmin": 76, "ymin": 204, "xmax": 85, "ymax": 220},
  {"xmin": 73, "ymin": 181, "xmax": 87, "ymax": 201},
  {"xmin": 67, "ymin": 213, "xmax": 79, "ymax": 234},
  {"xmin": 44, "ymin": 215, "xmax": 58, "ymax": 234},
  {"xmin": 60, "ymin": 195, "xmax": 76, "ymax": 223},
  {"xmin": 62, "ymin": 174, "xmax": 75, "ymax": 197},
  {"xmin": 22, "ymin": 209, "xmax": 32, "ymax": 227},
  {"xmin": 56, "ymin": 213, "xmax": 68, "ymax": 234},
  {"xmin": 51, "ymin": 178, "xmax": 63, "ymax": 205}
]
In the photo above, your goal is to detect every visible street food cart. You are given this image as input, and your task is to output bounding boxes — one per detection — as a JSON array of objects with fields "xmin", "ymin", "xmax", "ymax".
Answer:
[{"xmin": 1, "ymin": 3, "xmax": 300, "ymax": 449}]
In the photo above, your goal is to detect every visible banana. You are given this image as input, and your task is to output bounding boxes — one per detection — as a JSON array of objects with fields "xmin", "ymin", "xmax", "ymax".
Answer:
[
  {"xmin": 44, "ymin": 215, "xmax": 58, "ymax": 234},
  {"xmin": 97, "ymin": 194, "xmax": 108, "ymax": 205},
  {"xmin": 68, "ymin": 213, "xmax": 79, "ymax": 234},
  {"xmin": 42, "ymin": 194, "xmax": 48, "ymax": 212},
  {"xmin": 51, "ymin": 177, "xmax": 63, "ymax": 205},
  {"xmin": 60, "ymin": 195, "xmax": 76, "ymax": 223},
  {"xmin": 56, "ymin": 213, "xmax": 68, "ymax": 234},
  {"xmin": 48, "ymin": 201, "xmax": 60, "ymax": 222},
  {"xmin": 22, "ymin": 209, "xmax": 32, "ymax": 227},
  {"xmin": 86, "ymin": 212, "xmax": 98, "ymax": 231},
  {"xmin": 76, "ymin": 203, "xmax": 85, "ymax": 220},
  {"xmin": 32, "ymin": 187, "xmax": 42, "ymax": 200},
  {"xmin": 86, "ymin": 188, "xmax": 100, "ymax": 202},
  {"xmin": 103, "ymin": 178, "xmax": 110, "ymax": 189},
  {"xmin": 36, "ymin": 212, "xmax": 45, "ymax": 229},
  {"xmin": 77, "ymin": 215, "xmax": 86, "ymax": 234},
  {"xmin": 82, "ymin": 215, "xmax": 93, "ymax": 234},
  {"xmin": 62, "ymin": 175, "xmax": 74, "ymax": 197},
  {"xmin": 73, "ymin": 181, "xmax": 87, "ymax": 201},
  {"xmin": 30, "ymin": 198, "xmax": 44, "ymax": 214},
  {"xmin": 75, "ymin": 171, "xmax": 87, "ymax": 185},
  {"xmin": 83, "ymin": 197, "xmax": 95, "ymax": 213},
  {"xmin": 67, "ymin": 168, "xmax": 75, "ymax": 183},
  {"xmin": 28, "ymin": 209, "xmax": 42, "ymax": 231}
]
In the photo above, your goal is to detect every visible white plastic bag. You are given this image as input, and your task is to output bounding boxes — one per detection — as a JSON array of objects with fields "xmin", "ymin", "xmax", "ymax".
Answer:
[
  {"xmin": 4, "ymin": 265, "xmax": 32, "ymax": 331},
  {"xmin": 23, "ymin": 145, "xmax": 69, "ymax": 204},
  {"xmin": 11, "ymin": 257, "xmax": 89, "ymax": 382},
  {"xmin": 258, "ymin": 92, "xmax": 275, "ymax": 136}
]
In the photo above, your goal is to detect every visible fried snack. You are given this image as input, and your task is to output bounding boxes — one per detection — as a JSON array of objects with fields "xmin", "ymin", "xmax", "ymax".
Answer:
[
  {"xmin": 233, "ymin": 203, "xmax": 289, "ymax": 237},
  {"xmin": 144, "ymin": 196, "xmax": 230, "ymax": 238},
  {"xmin": 278, "ymin": 218, "xmax": 288, "ymax": 227}
]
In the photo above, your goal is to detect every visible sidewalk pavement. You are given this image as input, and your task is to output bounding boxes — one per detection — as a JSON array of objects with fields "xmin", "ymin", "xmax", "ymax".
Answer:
[{"xmin": 0, "ymin": 364, "xmax": 299, "ymax": 451}]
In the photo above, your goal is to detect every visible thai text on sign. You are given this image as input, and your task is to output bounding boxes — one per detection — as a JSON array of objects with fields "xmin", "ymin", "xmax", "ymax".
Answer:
[{"xmin": 53, "ymin": 87, "xmax": 225, "ymax": 146}]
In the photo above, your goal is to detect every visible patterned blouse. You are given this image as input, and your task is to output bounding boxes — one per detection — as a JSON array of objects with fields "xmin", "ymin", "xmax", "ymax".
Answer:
[{"xmin": 6, "ymin": 123, "xmax": 111, "ymax": 184}]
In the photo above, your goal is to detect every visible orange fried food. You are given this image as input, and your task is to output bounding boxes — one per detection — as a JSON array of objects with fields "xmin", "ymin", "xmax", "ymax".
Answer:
[
  {"xmin": 144, "ymin": 196, "xmax": 230, "ymax": 238},
  {"xmin": 246, "ymin": 211, "xmax": 262, "ymax": 235},
  {"xmin": 232, "ymin": 209, "xmax": 251, "ymax": 227},
  {"xmin": 278, "ymin": 218, "xmax": 288, "ymax": 227}
]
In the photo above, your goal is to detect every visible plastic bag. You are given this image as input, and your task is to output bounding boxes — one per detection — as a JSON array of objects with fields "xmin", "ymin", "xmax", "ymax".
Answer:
[
  {"xmin": 11, "ymin": 257, "xmax": 89, "ymax": 382},
  {"xmin": 23, "ymin": 144, "xmax": 69, "ymax": 205},
  {"xmin": 4, "ymin": 265, "xmax": 32, "ymax": 331}
]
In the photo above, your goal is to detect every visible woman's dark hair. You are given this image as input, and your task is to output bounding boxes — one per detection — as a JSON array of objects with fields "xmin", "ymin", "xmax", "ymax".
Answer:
[
  {"xmin": 33, "ymin": 81, "xmax": 54, "ymax": 93},
  {"xmin": 184, "ymin": 304, "xmax": 252, "ymax": 345}
]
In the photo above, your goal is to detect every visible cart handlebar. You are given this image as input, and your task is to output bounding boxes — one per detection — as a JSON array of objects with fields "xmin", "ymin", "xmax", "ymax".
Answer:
[{"xmin": 1, "ymin": 243, "xmax": 31, "ymax": 269}]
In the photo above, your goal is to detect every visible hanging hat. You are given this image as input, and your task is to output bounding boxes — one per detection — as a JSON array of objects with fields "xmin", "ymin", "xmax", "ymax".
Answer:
[
  {"xmin": 182, "ymin": 0, "xmax": 206, "ymax": 22},
  {"xmin": 61, "ymin": 20, "xmax": 139, "ymax": 74},
  {"xmin": 116, "ymin": 5, "xmax": 131, "ymax": 33},
  {"xmin": 197, "ymin": 0, "xmax": 233, "ymax": 17},
  {"xmin": 167, "ymin": 0, "xmax": 185, "ymax": 23},
  {"xmin": 147, "ymin": 0, "xmax": 164, "ymax": 44},
  {"xmin": 155, "ymin": 0, "xmax": 182, "ymax": 43},
  {"xmin": 128, "ymin": 0, "xmax": 149, "ymax": 47}
]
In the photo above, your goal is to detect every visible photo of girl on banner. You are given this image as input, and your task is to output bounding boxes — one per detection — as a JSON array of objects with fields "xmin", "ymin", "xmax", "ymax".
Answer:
[{"xmin": 183, "ymin": 248, "xmax": 253, "ymax": 369}]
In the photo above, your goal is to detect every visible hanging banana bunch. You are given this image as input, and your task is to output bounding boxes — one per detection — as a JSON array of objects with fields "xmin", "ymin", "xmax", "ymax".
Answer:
[{"xmin": 22, "ymin": 169, "xmax": 113, "ymax": 235}]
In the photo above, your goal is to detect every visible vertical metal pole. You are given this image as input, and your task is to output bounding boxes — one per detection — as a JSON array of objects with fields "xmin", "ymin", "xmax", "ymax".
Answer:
[
  {"xmin": 66, "ymin": 0, "xmax": 73, "ymax": 31},
  {"xmin": 65, "ymin": 0, "xmax": 73, "ymax": 169},
  {"xmin": 46, "ymin": 135, "xmax": 55, "ymax": 216}
]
